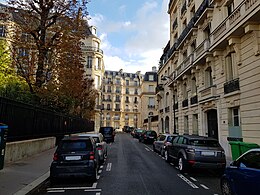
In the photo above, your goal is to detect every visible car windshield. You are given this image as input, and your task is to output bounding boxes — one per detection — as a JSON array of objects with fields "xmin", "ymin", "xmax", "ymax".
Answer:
[
  {"xmin": 59, "ymin": 140, "xmax": 93, "ymax": 151},
  {"xmin": 189, "ymin": 140, "xmax": 220, "ymax": 147}
]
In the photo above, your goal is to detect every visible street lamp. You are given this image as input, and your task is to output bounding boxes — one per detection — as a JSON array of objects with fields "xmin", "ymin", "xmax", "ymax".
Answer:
[{"xmin": 161, "ymin": 75, "xmax": 177, "ymax": 134}]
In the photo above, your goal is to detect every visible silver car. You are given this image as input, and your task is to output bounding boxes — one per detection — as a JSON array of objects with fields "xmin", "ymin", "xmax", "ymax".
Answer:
[
  {"xmin": 153, "ymin": 134, "xmax": 177, "ymax": 156},
  {"xmin": 79, "ymin": 133, "xmax": 107, "ymax": 163}
]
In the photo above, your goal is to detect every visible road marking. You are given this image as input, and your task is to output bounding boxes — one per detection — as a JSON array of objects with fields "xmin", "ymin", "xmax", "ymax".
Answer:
[
  {"xmin": 145, "ymin": 148, "xmax": 150, "ymax": 151},
  {"xmin": 170, "ymin": 163, "xmax": 174, "ymax": 166},
  {"xmin": 96, "ymin": 193, "xmax": 101, "ymax": 195},
  {"xmin": 106, "ymin": 163, "xmax": 112, "ymax": 171},
  {"xmin": 98, "ymin": 170, "xmax": 102, "ymax": 174},
  {"xmin": 190, "ymin": 177, "xmax": 197, "ymax": 182},
  {"xmin": 97, "ymin": 175, "xmax": 100, "ymax": 180},
  {"xmin": 47, "ymin": 190, "xmax": 65, "ymax": 193},
  {"xmin": 92, "ymin": 182, "xmax": 97, "ymax": 188},
  {"xmin": 177, "ymin": 174, "xmax": 199, "ymax": 189},
  {"xmin": 47, "ymin": 186, "xmax": 97, "ymax": 190},
  {"xmin": 84, "ymin": 189, "xmax": 102, "ymax": 192},
  {"xmin": 100, "ymin": 165, "xmax": 103, "ymax": 169},
  {"xmin": 200, "ymin": 184, "xmax": 209, "ymax": 190}
]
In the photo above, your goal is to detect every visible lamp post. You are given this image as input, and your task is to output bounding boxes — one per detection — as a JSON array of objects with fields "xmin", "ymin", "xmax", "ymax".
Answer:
[{"xmin": 161, "ymin": 75, "xmax": 177, "ymax": 134}]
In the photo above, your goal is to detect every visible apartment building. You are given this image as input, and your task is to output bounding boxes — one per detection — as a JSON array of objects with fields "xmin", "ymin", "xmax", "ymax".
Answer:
[
  {"xmin": 140, "ymin": 67, "xmax": 159, "ymax": 132},
  {"xmin": 157, "ymin": 0, "xmax": 260, "ymax": 159},
  {"xmin": 101, "ymin": 69, "xmax": 142, "ymax": 130},
  {"xmin": 81, "ymin": 26, "xmax": 105, "ymax": 131}
]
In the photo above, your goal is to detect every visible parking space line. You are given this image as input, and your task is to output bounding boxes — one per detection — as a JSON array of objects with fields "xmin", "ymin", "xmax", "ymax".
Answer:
[
  {"xmin": 190, "ymin": 177, "xmax": 197, "ymax": 182},
  {"xmin": 98, "ymin": 170, "xmax": 102, "ymax": 174},
  {"xmin": 100, "ymin": 165, "xmax": 103, "ymax": 169},
  {"xmin": 47, "ymin": 190, "xmax": 65, "ymax": 193},
  {"xmin": 145, "ymin": 148, "xmax": 150, "ymax": 151},
  {"xmin": 170, "ymin": 163, "xmax": 174, "ymax": 166},
  {"xmin": 96, "ymin": 193, "xmax": 101, "ymax": 195},
  {"xmin": 177, "ymin": 174, "xmax": 199, "ymax": 189},
  {"xmin": 92, "ymin": 182, "xmax": 97, "ymax": 188},
  {"xmin": 200, "ymin": 184, "xmax": 209, "ymax": 190},
  {"xmin": 97, "ymin": 175, "xmax": 100, "ymax": 180},
  {"xmin": 84, "ymin": 189, "xmax": 102, "ymax": 192},
  {"xmin": 47, "ymin": 186, "xmax": 96, "ymax": 190}
]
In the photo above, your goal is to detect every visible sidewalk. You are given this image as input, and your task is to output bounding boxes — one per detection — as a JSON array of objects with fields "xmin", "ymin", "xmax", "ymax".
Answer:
[{"xmin": 0, "ymin": 147, "xmax": 56, "ymax": 195}]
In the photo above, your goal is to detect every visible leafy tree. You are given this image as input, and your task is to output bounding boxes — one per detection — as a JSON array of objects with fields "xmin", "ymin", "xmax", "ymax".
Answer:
[{"xmin": 7, "ymin": 0, "xmax": 90, "ymax": 90}]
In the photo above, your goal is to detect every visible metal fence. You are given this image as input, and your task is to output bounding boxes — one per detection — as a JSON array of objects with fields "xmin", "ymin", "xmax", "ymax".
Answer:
[{"xmin": 0, "ymin": 97, "xmax": 94, "ymax": 142}]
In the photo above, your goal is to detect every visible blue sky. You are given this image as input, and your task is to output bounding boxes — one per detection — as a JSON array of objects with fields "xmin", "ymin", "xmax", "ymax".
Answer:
[
  {"xmin": 88, "ymin": 0, "xmax": 169, "ymax": 74},
  {"xmin": 0, "ymin": 0, "xmax": 170, "ymax": 74}
]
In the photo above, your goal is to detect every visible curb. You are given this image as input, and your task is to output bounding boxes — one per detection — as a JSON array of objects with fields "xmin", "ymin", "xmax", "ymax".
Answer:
[{"xmin": 14, "ymin": 171, "xmax": 50, "ymax": 195}]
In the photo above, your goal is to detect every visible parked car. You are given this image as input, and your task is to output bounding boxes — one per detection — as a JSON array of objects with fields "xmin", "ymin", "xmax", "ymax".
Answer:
[
  {"xmin": 50, "ymin": 136, "xmax": 99, "ymax": 183},
  {"xmin": 132, "ymin": 129, "xmax": 145, "ymax": 139},
  {"xmin": 139, "ymin": 130, "xmax": 157, "ymax": 144},
  {"xmin": 79, "ymin": 133, "xmax": 107, "ymax": 163},
  {"xmin": 220, "ymin": 148, "xmax": 260, "ymax": 195},
  {"xmin": 165, "ymin": 135, "xmax": 226, "ymax": 173},
  {"xmin": 153, "ymin": 133, "xmax": 178, "ymax": 156},
  {"xmin": 99, "ymin": 126, "xmax": 115, "ymax": 143}
]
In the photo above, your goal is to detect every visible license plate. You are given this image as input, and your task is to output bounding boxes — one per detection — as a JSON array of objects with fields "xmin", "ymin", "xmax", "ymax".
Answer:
[
  {"xmin": 65, "ymin": 156, "xmax": 81, "ymax": 160},
  {"xmin": 201, "ymin": 151, "xmax": 215, "ymax": 156}
]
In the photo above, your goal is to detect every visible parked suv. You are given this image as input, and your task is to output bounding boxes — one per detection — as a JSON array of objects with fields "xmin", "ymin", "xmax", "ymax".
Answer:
[
  {"xmin": 139, "ymin": 130, "xmax": 157, "ymax": 144},
  {"xmin": 50, "ymin": 136, "xmax": 99, "ymax": 183},
  {"xmin": 165, "ymin": 135, "xmax": 226, "ymax": 173},
  {"xmin": 153, "ymin": 133, "xmax": 178, "ymax": 156},
  {"xmin": 99, "ymin": 126, "xmax": 115, "ymax": 143}
]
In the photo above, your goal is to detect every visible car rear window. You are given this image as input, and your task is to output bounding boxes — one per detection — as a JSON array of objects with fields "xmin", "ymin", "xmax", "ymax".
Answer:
[
  {"xmin": 59, "ymin": 140, "xmax": 93, "ymax": 151},
  {"xmin": 100, "ymin": 127, "xmax": 113, "ymax": 135},
  {"xmin": 189, "ymin": 140, "xmax": 220, "ymax": 147}
]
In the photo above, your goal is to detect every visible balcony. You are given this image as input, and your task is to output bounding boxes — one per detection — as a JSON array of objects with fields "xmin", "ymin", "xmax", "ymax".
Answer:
[
  {"xmin": 115, "ymin": 99, "xmax": 121, "ymax": 102},
  {"xmin": 156, "ymin": 84, "xmax": 164, "ymax": 93},
  {"xmin": 148, "ymin": 105, "xmax": 155, "ymax": 109},
  {"xmin": 115, "ymin": 90, "xmax": 121, "ymax": 93},
  {"xmin": 181, "ymin": 1, "xmax": 187, "ymax": 15},
  {"xmin": 182, "ymin": 99, "xmax": 188, "ymax": 108},
  {"xmin": 134, "ymin": 101, "xmax": 138, "ymax": 104},
  {"xmin": 125, "ymin": 117, "xmax": 129, "ymax": 121},
  {"xmin": 106, "ymin": 117, "xmax": 111, "ymax": 121},
  {"xmin": 125, "ymin": 109, "xmax": 130, "ymax": 112},
  {"xmin": 199, "ymin": 85, "xmax": 217, "ymax": 102},
  {"xmin": 193, "ymin": 39, "xmax": 210, "ymax": 64},
  {"xmin": 159, "ymin": 109, "xmax": 164, "ymax": 113},
  {"xmin": 224, "ymin": 78, "xmax": 240, "ymax": 94},
  {"xmin": 107, "ymin": 90, "xmax": 112, "ymax": 93},
  {"xmin": 114, "ymin": 108, "xmax": 120, "ymax": 112},
  {"xmin": 176, "ymin": 54, "xmax": 194, "ymax": 79},
  {"xmin": 106, "ymin": 108, "xmax": 111, "ymax": 111},
  {"xmin": 81, "ymin": 46, "xmax": 103, "ymax": 54},
  {"xmin": 125, "ymin": 100, "xmax": 130, "ymax": 103},
  {"xmin": 133, "ymin": 109, "xmax": 138, "ymax": 112},
  {"xmin": 190, "ymin": 95, "xmax": 198, "ymax": 105},
  {"xmin": 210, "ymin": 0, "xmax": 260, "ymax": 49},
  {"xmin": 114, "ymin": 117, "xmax": 120, "ymax": 121},
  {"xmin": 172, "ymin": 18, "xmax": 178, "ymax": 31}
]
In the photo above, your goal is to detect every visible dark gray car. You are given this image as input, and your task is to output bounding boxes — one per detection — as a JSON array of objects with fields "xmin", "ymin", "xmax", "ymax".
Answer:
[
  {"xmin": 165, "ymin": 135, "xmax": 226, "ymax": 173},
  {"xmin": 153, "ymin": 133, "xmax": 177, "ymax": 156}
]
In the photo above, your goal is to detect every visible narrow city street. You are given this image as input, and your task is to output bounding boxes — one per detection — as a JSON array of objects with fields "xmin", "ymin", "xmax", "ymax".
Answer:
[{"xmin": 33, "ymin": 133, "xmax": 222, "ymax": 195}]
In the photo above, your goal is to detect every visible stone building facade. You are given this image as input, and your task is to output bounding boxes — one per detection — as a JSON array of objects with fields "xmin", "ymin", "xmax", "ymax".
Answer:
[
  {"xmin": 101, "ymin": 69, "xmax": 142, "ymax": 130},
  {"xmin": 157, "ymin": 0, "xmax": 260, "ymax": 159}
]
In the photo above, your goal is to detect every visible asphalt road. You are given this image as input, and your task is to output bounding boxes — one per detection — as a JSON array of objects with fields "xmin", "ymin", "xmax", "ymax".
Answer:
[{"xmin": 32, "ymin": 133, "xmax": 222, "ymax": 195}]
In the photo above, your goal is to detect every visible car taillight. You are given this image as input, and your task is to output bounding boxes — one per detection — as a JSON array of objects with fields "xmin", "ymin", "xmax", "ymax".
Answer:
[
  {"xmin": 89, "ymin": 151, "xmax": 95, "ymax": 160},
  {"xmin": 188, "ymin": 160, "xmax": 195, "ymax": 165},
  {"xmin": 53, "ymin": 153, "xmax": 58, "ymax": 161},
  {"xmin": 97, "ymin": 146, "xmax": 102, "ymax": 150}
]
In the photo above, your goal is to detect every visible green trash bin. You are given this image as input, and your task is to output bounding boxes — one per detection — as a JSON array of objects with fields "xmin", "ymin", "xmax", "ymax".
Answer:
[
  {"xmin": 0, "ymin": 123, "xmax": 8, "ymax": 170},
  {"xmin": 229, "ymin": 141, "xmax": 243, "ymax": 160},
  {"xmin": 239, "ymin": 142, "xmax": 260, "ymax": 154}
]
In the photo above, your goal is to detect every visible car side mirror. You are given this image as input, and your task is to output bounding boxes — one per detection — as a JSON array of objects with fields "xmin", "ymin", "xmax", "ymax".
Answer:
[{"xmin": 230, "ymin": 160, "xmax": 239, "ymax": 167}]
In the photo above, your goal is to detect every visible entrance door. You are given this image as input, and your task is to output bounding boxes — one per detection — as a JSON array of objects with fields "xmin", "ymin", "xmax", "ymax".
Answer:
[{"xmin": 207, "ymin": 109, "xmax": 218, "ymax": 139}]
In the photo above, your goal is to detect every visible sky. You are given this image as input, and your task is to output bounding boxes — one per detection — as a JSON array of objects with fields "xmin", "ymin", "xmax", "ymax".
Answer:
[
  {"xmin": 88, "ymin": 0, "xmax": 170, "ymax": 74},
  {"xmin": 0, "ymin": 0, "xmax": 170, "ymax": 75}
]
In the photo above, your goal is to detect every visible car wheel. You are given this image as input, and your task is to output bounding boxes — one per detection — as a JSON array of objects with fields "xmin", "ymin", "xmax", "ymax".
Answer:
[
  {"xmin": 49, "ymin": 177, "xmax": 57, "ymax": 186},
  {"xmin": 178, "ymin": 155, "xmax": 188, "ymax": 173},
  {"xmin": 165, "ymin": 150, "xmax": 171, "ymax": 163},
  {"xmin": 221, "ymin": 179, "xmax": 233, "ymax": 195}
]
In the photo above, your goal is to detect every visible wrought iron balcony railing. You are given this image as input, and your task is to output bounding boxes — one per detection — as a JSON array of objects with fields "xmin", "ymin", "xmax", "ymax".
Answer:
[
  {"xmin": 82, "ymin": 46, "xmax": 103, "ymax": 54},
  {"xmin": 190, "ymin": 95, "xmax": 198, "ymax": 105},
  {"xmin": 224, "ymin": 78, "xmax": 240, "ymax": 94},
  {"xmin": 182, "ymin": 99, "xmax": 188, "ymax": 108}
]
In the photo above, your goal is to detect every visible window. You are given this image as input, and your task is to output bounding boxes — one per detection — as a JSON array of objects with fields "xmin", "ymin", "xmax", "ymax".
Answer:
[
  {"xmin": 126, "ymin": 96, "xmax": 129, "ymax": 102},
  {"xmin": 135, "ymin": 88, "xmax": 138, "ymax": 95},
  {"xmin": 225, "ymin": 53, "xmax": 236, "ymax": 81},
  {"xmin": 134, "ymin": 97, "xmax": 138, "ymax": 103},
  {"xmin": 184, "ymin": 116, "xmax": 189, "ymax": 134},
  {"xmin": 205, "ymin": 67, "xmax": 213, "ymax": 87},
  {"xmin": 107, "ymin": 86, "xmax": 111, "ymax": 92},
  {"xmin": 191, "ymin": 78, "xmax": 197, "ymax": 96},
  {"xmin": 192, "ymin": 114, "xmax": 198, "ymax": 135},
  {"xmin": 177, "ymin": 137, "xmax": 184, "ymax": 144},
  {"xmin": 126, "ymin": 80, "xmax": 129, "ymax": 86},
  {"xmin": 149, "ymin": 75, "xmax": 154, "ymax": 81},
  {"xmin": 126, "ymin": 88, "xmax": 129, "ymax": 94},
  {"xmin": 148, "ymin": 85, "xmax": 154, "ymax": 92},
  {"xmin": 116, "ymin": 78, "xmax": 120, "ymax": 84},
  {"xmin": 166, "ymin": 92, "xmax": 169, "ymax": 106},
  {"xmin": 116, "ymin": 86, "xmax": 120, "ymax": 93},
  {"xmin": 183, "ymin": 84, "xmax": 188, "ymax": 99},
  {"xmin": 107, "ymin": 104, "xmax": 110, "ymax": 110},
  {"xmin": 227, "ymin": 1, "xmax": 234, "ymax": 16},
  {"xmin": 149, "ymin": 97, "xmax": 155, "ymax": 106},
  {"xmin": 18, "ymin": 48, "xmax": 29, "ymax": 57},
  {"xmin": 230, "ymin": 107, "xmax": 240, "ymax": 126},
  {"xmin": 239, "ymin": 151, "xmax": 260, "ymax": 169},
  {"xmin": 87, "ymin": 56, "xmax": 92, "ymax": 68}
]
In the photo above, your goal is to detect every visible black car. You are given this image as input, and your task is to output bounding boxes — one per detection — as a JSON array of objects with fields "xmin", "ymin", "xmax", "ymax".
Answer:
[
  {"xmin": 99, "ymin": 126, "xmax": 115, "ymax": 143},
  {"xmin": 165, "ymin": 135, "xmax": 226, "ymax": 173},
  {"xmin": 139, "ymin": 130, "xmax": 157, "ymax": 144},
  {"xmin": 132, "ymin": 129, "xmax": 145, "ymax": 139},
  {"xmin": 50, "ymin": 136, "xmax": 99, "ymax": 183}
]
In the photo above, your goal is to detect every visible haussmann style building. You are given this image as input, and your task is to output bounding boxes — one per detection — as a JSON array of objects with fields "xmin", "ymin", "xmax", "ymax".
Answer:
[{"xmin": 157, "ymin": 0, "xmax": 260, "ymax": 160}]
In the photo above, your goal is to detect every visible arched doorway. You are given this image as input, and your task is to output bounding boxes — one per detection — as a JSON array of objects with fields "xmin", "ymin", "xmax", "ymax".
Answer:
[{"xmin": 207, "ymin": 109, "xmax": 218, "ymax": 140}]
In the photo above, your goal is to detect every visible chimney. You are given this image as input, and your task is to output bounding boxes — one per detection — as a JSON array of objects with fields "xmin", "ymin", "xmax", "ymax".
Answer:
[{"xmin": 152, "ymin": 66, "xmax": 157, "ymax": 72}]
